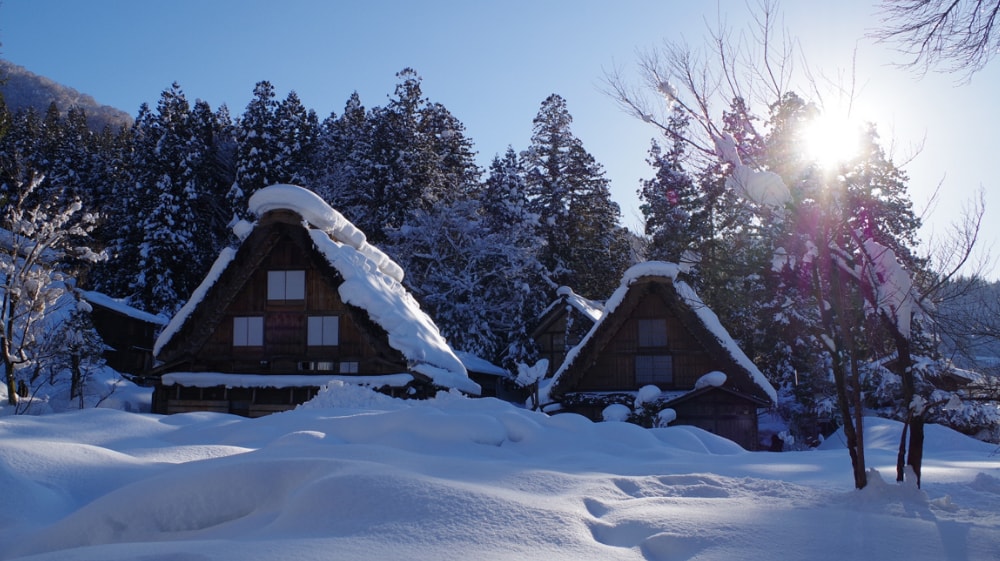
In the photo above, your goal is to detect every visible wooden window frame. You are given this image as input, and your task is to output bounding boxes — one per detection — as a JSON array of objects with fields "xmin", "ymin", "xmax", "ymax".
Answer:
[
  {"xmin": 637, "ymin": 318, "xmax": 668, "ymax": 348},
  {"xmin": 635, "ymin": 354, "xmax": 673, "ymax": 385},
  {"xmin": 307, "ymin": 315, "xmax": 340, "ymax": 346},
  {"xmin": 233, "ymin": 316, "xmax": 264, "ymax": 347},
  {"xmin": 267, "ymin": 270, "xmax": 306, "ymax": 301}
]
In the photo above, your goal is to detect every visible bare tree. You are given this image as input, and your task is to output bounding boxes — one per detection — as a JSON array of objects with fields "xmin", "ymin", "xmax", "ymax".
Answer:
[
  {"xmin": 605, "ymin": 0, "xmax": 994, "ymax": 489},
  {"xmin": 0, "ymin": 174, "xmax": 103, "ymax": 406},
  {"xmin": 874, "ymin": 0, "xmax": 1000, "ymax": 79}
]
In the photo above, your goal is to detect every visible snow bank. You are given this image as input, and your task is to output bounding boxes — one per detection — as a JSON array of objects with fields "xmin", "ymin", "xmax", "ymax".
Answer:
[
  {"xmin": 4, "ymin": 399, "xmax": 998, "ymax": 561},
  {"xmin": 161, "ymin": 372, "xmax": 414, "ymax": 390}
]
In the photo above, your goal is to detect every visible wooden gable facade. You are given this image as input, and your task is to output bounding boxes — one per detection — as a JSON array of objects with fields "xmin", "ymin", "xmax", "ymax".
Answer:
[
  {"xmin": 81, "ymin": 291, "xmax": 166, "ymax": 376},
  {"xmin": 151, "ymin": 208, "xmax": 436, "ymax": 417},
  {"xmin": 531, "ymin": 287, "xmax": 603, "ymax": 378},
  {"xmin": 548, "ymin": 267, "xmax": 774, "ymax": 450}
]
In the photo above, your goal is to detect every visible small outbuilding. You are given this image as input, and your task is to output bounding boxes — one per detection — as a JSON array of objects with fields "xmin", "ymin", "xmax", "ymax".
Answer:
[
  {"xmin": 80, "ymin": 290, "xmax": 167, "ymax": 376},
  {"xmin": 149, "ymin": 184, "xmax": 479, "ymax": 416},
  {"xmin": 530, "ymin": 286, "xmax": 604, "ymax": 378},
  {"xmin": 542, "ymin": 262, "xmax": 776, "ymax": 449}
]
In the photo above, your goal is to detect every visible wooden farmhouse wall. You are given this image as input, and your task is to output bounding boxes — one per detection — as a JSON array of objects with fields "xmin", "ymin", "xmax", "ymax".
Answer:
[
  {"xmin": 572, "ymin": 283, "xmax": 725, "ymax": 392},
  {"xmin": 670, "ymin": 390, "xmax": 759, "ymax": 450},
  {"xmin": 533, "ymin": 307, "xmax": 594, "ymax": 377},
  {"xmin": 167, "ymin": 214, "xmax": 406, "ymax": 377}
]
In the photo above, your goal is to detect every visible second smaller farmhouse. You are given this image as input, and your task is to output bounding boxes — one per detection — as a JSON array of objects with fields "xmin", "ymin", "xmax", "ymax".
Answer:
[
  {"xmin": 541, "ymin": 261, "xmax": 776, "ymax": 449},
  {"xmin": 150, "ymin": 184, "xmax": 479, "ymax": 416},
  {"xmin": 531, "ymin": 286, "xmax": 604, "ymax": 378}
]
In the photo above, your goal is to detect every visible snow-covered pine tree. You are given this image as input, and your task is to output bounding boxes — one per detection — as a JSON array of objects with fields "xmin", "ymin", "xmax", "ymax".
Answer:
[
  {"xmin": 358, "ymin": 68, "xmax": 483, "ymax": 245},
  {"xmin": 273, "ymin": 90, "xmax": 319, "ymax": 187},
  {"xmin": 522, "ymin": 94, "xmax": 629, "ymax": 300},
  {"xmin": 127, "ymin": 84, "xmax": 223, "ymax": 316},
  {"xmin": 481, "ymin": 147, "xmax": 549, "ymax": 367},
  {"xmin": 639, "ymin": 107, "xmax": 702, "ymax": 263},
  {"xmin": 230, "ymin": 80, "xmax": 280, "ymax": 220},
  {"xmin": 312, "ymin": 92, "xmax": 373, "ymax": 222}
]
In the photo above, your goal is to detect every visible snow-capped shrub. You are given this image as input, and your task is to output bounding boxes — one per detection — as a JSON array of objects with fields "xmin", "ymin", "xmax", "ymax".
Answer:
[{"xmin": 602, "ymin": 403, "xmax": 631, "ymax": 422}]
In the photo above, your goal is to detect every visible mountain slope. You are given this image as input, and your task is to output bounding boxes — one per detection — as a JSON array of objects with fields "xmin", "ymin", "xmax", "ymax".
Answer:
[{"xmin": 0, "ymin": 58, "xmax": 132, "ymax": 130}]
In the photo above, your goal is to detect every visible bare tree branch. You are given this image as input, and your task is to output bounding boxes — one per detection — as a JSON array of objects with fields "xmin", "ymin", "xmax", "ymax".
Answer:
[{"xmin": 873, "ymin": 0, "xmax": 1000, "ymax": 80}]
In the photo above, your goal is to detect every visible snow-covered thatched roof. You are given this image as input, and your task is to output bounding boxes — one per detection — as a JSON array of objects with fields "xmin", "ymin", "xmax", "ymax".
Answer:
[
  {"xmin": 544, "ymin": 261, "xmax": 776, "ymax": 405},
  {"xmin": 154, "ymin": 184, "xmax": 478, "ymax": 395}
]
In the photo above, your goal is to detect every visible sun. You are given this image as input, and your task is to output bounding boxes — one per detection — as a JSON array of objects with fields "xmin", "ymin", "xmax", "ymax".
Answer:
[{"xmin": 801, "ymin": 113, "xmax": 863, "ymax": 169}]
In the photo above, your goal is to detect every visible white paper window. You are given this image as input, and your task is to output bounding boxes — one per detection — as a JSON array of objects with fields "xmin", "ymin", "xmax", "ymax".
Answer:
[
  {"xmin": 233, "ymin": 317, "xmax": 264, "ymax": 346},
  {"xmin": 635, "ymin": 355, "xmax": 673, "ymax": 384},
  {"xmin": 307, "ymin": 316, "xmax": 340, "ymax": 346},
  {"xmin": 637, "ymin": 318, "xmax": 668, "ymax": 348},
  {"xmin": 268, "ymin": 270, "xmax": 306, "ymax": 300},
  {"xmin": 339, "ymin": 361, "xmax": 359, "ymax": 374}
]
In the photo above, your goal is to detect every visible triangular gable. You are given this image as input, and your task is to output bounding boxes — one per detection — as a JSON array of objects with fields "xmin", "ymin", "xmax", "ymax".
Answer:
[
  {"xmin": 153, "ymin": 184, "xmax": 479, "ymax": 395},
  {"xmin": 531, "ymin": 286, "xmax": 604, "ymax": 378},
  {"xmin": 545, "ymin": 261, "xmax": 775, "ymax": 405},
  {"xmin": 531, "ymin": 286, "xmax": 603, "ymax": 338}
]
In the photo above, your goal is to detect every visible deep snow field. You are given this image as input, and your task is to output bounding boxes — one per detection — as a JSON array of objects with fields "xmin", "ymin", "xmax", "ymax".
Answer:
[{"xmin": 1, "ymin": 382, "xmax": 999, "ymax": 561}]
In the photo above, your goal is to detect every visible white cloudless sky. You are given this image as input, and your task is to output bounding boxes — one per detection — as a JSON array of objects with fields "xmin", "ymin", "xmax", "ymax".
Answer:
[{"xmin": 2, "ymin": 0, "xmax": 997, "ymax": 276}]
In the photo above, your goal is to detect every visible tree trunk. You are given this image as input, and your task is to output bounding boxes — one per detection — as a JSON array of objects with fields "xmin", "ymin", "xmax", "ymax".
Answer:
[
  {"xmin": 891, "ymin": 327, "xmax": 922, "ymax": 487},
  {"xmin": 896, "ymin": 417, "xmax": 909, "ymax": 482},
  {"xmin": 907, "ymin": 416, "xmax": 925, "ymax": 488},
  {"xmin": 70, "ymin": 352, "xmax": 83, "ymax": 407},
  {"xmin": 2, "ymin": 339, "xmax": 16, "ymax": 406},
  {"xmin": 817, "ymin": 258, "xmax": 867, "ymax": 489}
]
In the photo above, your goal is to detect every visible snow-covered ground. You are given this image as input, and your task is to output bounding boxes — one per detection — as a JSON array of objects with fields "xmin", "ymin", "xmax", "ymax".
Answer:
[{"xmin": 1, "ymin": 382, "xmax": 999, "ymax": 561}]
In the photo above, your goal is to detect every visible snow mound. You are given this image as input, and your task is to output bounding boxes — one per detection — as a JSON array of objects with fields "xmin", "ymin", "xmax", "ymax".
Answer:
[{"xmin": 695, "ymin": 371, "xmax": 727, "ymax": 390}]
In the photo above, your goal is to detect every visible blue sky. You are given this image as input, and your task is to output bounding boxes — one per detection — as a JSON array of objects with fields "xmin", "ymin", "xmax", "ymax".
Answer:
[{"xmin": 2, "ymin": 0, "xmax": 997, "ymax": 275}]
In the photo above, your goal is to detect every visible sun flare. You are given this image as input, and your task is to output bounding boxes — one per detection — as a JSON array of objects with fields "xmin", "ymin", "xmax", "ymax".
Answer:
[{"xmin": 801, "ymin": 114, "xmax": 862, "ymax": 169}]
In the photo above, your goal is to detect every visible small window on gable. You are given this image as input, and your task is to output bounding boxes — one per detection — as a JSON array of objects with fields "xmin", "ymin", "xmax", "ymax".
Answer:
[
  {"xmin": 268, "ymin": 270, "xmax": 305, "ymax": 300},
  {"xmin": 637, "ymin": 318, "xmax": 668, "ymax": 348},
  {"xmin": 233, "ymin": 316, "xmax": 264, "ymax": 347},
  {"xmin": 307, "ymin": 316, "xmax": 340, "ymax": 346}
]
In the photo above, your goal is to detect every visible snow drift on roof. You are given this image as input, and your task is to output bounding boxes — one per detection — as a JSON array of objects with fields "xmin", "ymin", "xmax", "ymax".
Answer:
[
  {"xmin": 154, "ymin": 247, "xmax": 237, "ymax": 356},
  {"xmin": 307, "ymin": 228, "xmax": 478, "ymax": 394},
  {"xmin": 80, "ymin": 290, "xmax": 168, "ymax": 325},
  {"xmin": 554, "ymin": 286, "xmax": 604, "ymax": 322},
  {"xmin": 249, "ymin": 184, "xmax": 404, "ymax": 283}
]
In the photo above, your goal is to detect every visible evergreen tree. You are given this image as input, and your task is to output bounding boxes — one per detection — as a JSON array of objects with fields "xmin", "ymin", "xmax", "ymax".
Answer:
[
  {"xmin": 522, "ymin": 94, "xmax": 628, "ymax": 300},
  {"xmin": 230, "ymin": 80, "xmax": 280, "ymax": 219},
  {"xmin": 312, "ymin": 92, "xmax": 375, "ymax": 223},
  {"xmin": 273, "ymin": 90, "xmax": 319, "ymax": 187},
  {"xmin": 124, "ymin": 84, "xmax": 225, "ymax": 315},
  {"xmin": 481, "ymin": 148, "xmax": 549, "ymax": 366},
  {"xmin": 361, "ymin": 68, "xmax": 481, "ymax": 243},
  {"xmin": 639, "ymin": 108, "xmax": 702, "ymax": 263}
]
